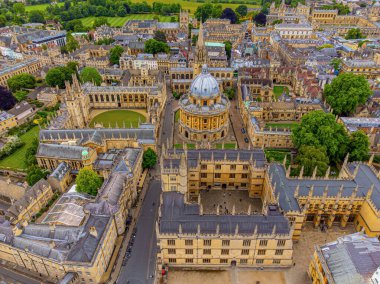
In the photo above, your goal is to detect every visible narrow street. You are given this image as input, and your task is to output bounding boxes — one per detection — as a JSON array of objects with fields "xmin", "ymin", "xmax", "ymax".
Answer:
[{"xmin": 229, "ymin": 99, "xmax": 251, "ymax": 149}]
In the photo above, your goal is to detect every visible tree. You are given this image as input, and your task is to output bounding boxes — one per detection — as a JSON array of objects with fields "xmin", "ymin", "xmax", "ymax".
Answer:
[
  {"xmin": 348, "ymin": 131, "xmax": 370, "ymax": 162},
  {"xmin": 253, "ymin": 12, "xmax": 267, "ymax": 26},
  {"xmin": 224, "ymin": 41, "xmax": 232, "ymax": 60},
  {"xmin": 25, "ymin": 138, "xmax": 39, "ymax": 168},
  {"xmin": 65, "ymin": 32, "xmax": 79, "ymax": 53},
  {"xmin": 236, "ymin": 5, "xmax": 248, "ymax": 17},
  {"xmin": 194, "ymin": 3, "xmax": 214, "ymax": 22},
  {"xmin": 345, "ymin": 28, "xmax": 365, "ymax": 40},
  {"xmin": 7, "ymin": 73, "xmax": 36, "ymax": 92},
  {"xmin": 154, "ymin": 30, "xmax": 167, "ymax": 43},
  {"xmin": 173, "ymin": 92, "xmax": 181, "ymax": 99},
  {"xmin": 26, "ymin": 166, "xmax": 47, "ymax": 186},
  {"xmin": 330, "ymin": 58, "xmax": 342, "ymax": 71},
  {"xmin": 13, "ymin": 3, "xmax": 25, "ymax": 15},
  {"xmin": 221, "ymin": 8, "xmax": 238, "ymax": 24},
  {"xmin": 66, "ymin": 61, "xmax": 79, "ymax": 73},
  {"xmin": 28, "ymin": 10, "xmax": 45, "ymax": 23},
  {"xmin": 0, "ymin": 15, "xmax": 6, "ymax": 28},
  {"xmin": 93, "ymin": 17, "xmax": 109, "ymax": 28},
  {"xmin": 46, "ymin": 66, "xmax": 75, "ymax": 88},
  {"xmin": 224, "ymin": 88, "xmax": 235, "ymax": 100},
  {"xmin": 144, "ymin": 39, "xmax": 170, "ymax": 55},
  {"xmin": 75, "ymin": 168, "xmax": 102, "ymax": 196},
  {"xmin": 0, "ymin": 86, "xmax": 16, "ymax": 111},
  {"xmin": 292, "ymin": 111, "xmax": 349, "ymax": 164},
  {"xmin": 109, "ymin": 45, "xmax": 124, "ymax": 65},
  {"xmin": 80, "ymin": 67, "xmax": 102, "ymax": 86},
  {"xmin": 295, "ymin": 145, "xmax": 329, "ymax": 176},
  {"xmin": 324, "ymin": 73, "xmax": 372, "ymax": 116},
  {"xmin": 142, "ymin": 148, "xmax": 157, "ymax": 169},
  {"xmin": 14, "ymin": 90, "xmax": 28, "ymax": 102}
]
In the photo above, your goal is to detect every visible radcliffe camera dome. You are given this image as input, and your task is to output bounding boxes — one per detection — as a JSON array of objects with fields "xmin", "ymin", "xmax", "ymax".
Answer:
[{"xmin": 190, "ymin": 65, "xmax": 219, "ymax": 99}]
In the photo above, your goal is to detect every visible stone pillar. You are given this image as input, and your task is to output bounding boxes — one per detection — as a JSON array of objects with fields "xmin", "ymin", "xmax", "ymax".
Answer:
[
  {"xmin": 327, "ymin": 213, "xmax": 335, "ymax": 228},
  {"xmin": 313, "ymin": 214, "xmax": 321, "ymax": 228},
  {"xmin": 341, "ymin": 213, "xmax": 349, "ymax": 228}
]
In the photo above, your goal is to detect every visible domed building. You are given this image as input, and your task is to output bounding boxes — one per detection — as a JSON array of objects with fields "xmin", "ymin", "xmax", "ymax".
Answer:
[{"xmin": 178, "ymin": 65, "xmax": 230, "ymax": 142}]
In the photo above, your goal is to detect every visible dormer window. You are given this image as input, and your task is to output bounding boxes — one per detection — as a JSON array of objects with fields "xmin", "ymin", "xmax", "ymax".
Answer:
[{"xmin": 203, "ymin": 101, "xmax": 207, "ymax": 106}]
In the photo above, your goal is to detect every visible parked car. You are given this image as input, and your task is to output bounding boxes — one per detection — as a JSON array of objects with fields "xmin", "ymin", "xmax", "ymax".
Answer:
[
  {"xmin": 244, "ymin": 137, "xmax": 249, "ymax": 143},
  {"xmin": 241, "ymin": 128, "xmax": 246, "ymax": 134}
]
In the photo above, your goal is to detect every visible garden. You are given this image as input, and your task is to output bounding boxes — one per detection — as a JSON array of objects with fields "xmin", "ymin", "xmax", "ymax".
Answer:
[{"xmin": 89, "ymin": 110, "xmax": 146, "ymax": 128}]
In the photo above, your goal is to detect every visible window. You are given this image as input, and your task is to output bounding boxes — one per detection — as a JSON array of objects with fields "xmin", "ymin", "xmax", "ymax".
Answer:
[
  {"xmin": 169, "ymin": 258, "xmax": 176, "ymax": 263},
  {"xmin": 168, "ymin": 240, "xmax": 175, "ymax": 246},
  {"xmin": 242, "ymin": 174, "xmax": 248, "ymax": 179},
  {"xmin": 220, "ymin": 259, "xmax": 228, "ymax": 264},
  {"xmin": 185, "ymin": 249, "xmax": 193, "ymax": 254},
  {"xmin": 240, "ymin": 259, "xmax": 248, "ymax": 264},
  {"xmin": 273, "ymin": 259, "xmax": 281, "ymax": 264},
  {"xmin": 204, "ymin": 240, "xmax": 211, "ymax": 246},
  {"xmin": 256, "ymin": 259, "xmax": 264, "ymax": 264},
  {"xmin": 243, "ymin": 165, "xmax": 248, "ymax": 170},
  {"xmin": 203, "ymin": 259, "xmax": 211, "ymax": 264},
  {"xmin": 185, "ymin": 240, "xmax": 193, "ymax": 246},
  {"xmin": 201, "ymin": 182, "xmax": 207, "ymax": 186},
  {"xmin": 215, "ymin": 164, "xmax": 221, "ymax": 170},
  {"xmin": 258, "ymin": 250, "xmax": 266, "ymax": 255},
  {"xmin": 259, "ymin": 240, "xmax": 268, "ymax": 246},
  {"xmin": 230, "ymin": 174, "xmax": 235, "ymax": 178},
  {"xmin": 170, "ymin": 186, "xmax": 177, "ymax": 191},
  {"xmin": 277, "ymin": 240, "xmax": 286, "ymax": 247},
  {"xmin": 201, "ymin": 173, "xmax": 207, "ymax": 178},
  {"xmin": 275, "ymin": 249, "xmax": 284, "ymax": 255},
  {"xmin": 221, "ymin": 249, "xmax": 229, "ymax": 255},
  {"xmin": 203, "ymin": 118, "xmax": 207, "ymax": 123},
  {"xmin": 201, "ymin": 165, "xmax": 207, "ymax": 170},
  {"xmin": 186, "ymin": 258, "xmax": 193, "ymax": 263},
  {"xmin": 222, "ymin": 240, "xmax": 230, "ymax": 246},
  {"xmin": 241, "ymin": 183, "xmax": 247, "ymax": 187},
  {"xmin": 241, "ymin": 249, "xmax": 249, "ymax": 255},
  {"xmin": 168, "ymin": 249, "xmax": 176, "ymax": 254},
  {"xmin": 170, "ymin": 176, "xmax": 176, "ymax": 181},
  {"xmin": 230, "ymin": 165, "xmax": 236, "ymax": 170},
  {"xmin": 203, "ymin": 249, "xmax": 211, "ymax": 255},
  {"xmin": 243, "ymin": 240, "xmax": 251, "ymax": 247},
  {"xmin": 215, "ymin": 173, "xmax": 221, "ymax": 178}
]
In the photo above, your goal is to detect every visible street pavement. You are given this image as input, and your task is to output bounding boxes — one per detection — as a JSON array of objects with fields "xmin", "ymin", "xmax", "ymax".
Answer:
[
  {"xmin": 116, "ymin": 180, "xmax": 161, "ymax": 284},
  {"xmin": 229, "ymin": 99, "xmax": 251, "ymax": 149},
  {"xmin": 0, "ymin": 265, "xmax": 44, "ymax": 284},
  {"xmin": 160, "ymin": 89, "xmax": 174, "ymax": 149}
]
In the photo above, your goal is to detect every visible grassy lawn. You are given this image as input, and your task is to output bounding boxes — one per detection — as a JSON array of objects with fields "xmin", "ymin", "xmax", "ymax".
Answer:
[
  {"xmin": 265, "ymin": 122, "xmax": 298, "ymax": 130},
  {"xmin": 264, "ymin": 149, "xmax": 291, "ymax": 167},
  {"xmin": 90, "ymin": 110, "xmax": 146, "ymax": 128},
  {"xmin": 174, "ymin": 143, "xmax": 195, "ymax": 149},
  {"xmin": 81, "ymin": 15, "xmax": 173, "ymax": 27},
  {"xmin": 216, "ymin": 143, "xmax": 236, "ymax": 149},
  {"xmin": 273, "ymin": 85, "xmax": 290, "ymax": 99},
  {"xmin": 0, "ymin": 126, "xmax": 39, "ymax": 171},
  {"xmin": 175, "ymin": 110, "xmax": 180, "ymax": 123},
  {"xmin": 25, "ymin": 3, "xmax": 63, "ymax": 11}
]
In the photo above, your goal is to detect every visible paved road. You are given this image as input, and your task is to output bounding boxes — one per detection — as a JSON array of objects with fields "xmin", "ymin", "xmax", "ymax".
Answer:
[
  {"xmin": 160, "ymin": 89, "xmax": 174, "ymax": 148},
  {"xmin": 0, "ymin": 265, "xmax": 43, "ymax": 284},
  {"xmin": 229, "ymin": 99, "xmax": 251, "ymax": 149},
  {"xmin": 117, "ymin": 180, "xmax": 161, "ymax": 284}
]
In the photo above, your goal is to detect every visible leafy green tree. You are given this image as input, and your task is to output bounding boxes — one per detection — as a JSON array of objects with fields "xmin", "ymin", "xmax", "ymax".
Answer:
[
  {"xmin": 93, "ymin": 16, "xmax": 109, "ymax": 28},
  {"xmin": 330, "ymin": 58, "xmax": 342, "ymax": 71},
  {"xmin": 236, "ymin": 5, "xmax": 248, "ymax": 17},
  {"xmin": 75, "ymin": 168, "xmax": 102, "ymax": 196},
  {"xmin": 345, "ymin": 28, "xmax": 365, "ymax": 40},
  {"xmin": 154, "ymin": 30, "xmax": 167, "ymax": 43},
  {"xmin": 224, "ymin": 87, "xmax": 235, "ymax": 99},
  {"xmin": 292, "ymin": 111, "xmax": 349, "ymax": 164},
  {"xmin": 80, "ymin": 67, "xmax": 102, "ymax": 86},
  {"xmin": 26, "ymin": 166, "xmax": 47, "ymax": 186},
  {"xmin": 14, "ymin": 90, "xmax": 29, "ymax": 102},
  {"xmin": 295, "ymin": 145, "xmax": 329, "ymax": 176},
  {"xmin": 46, "ymin": 66, "xmax": 75, "ymax": 88},
  {"xmin": 25, "ymin": 138, "xmax": 39, "ymax": 167},
  {"xmin": 253, "ymin": 12, "xmax": 267, "ymax": 26},
  {"xmin": 224, "ymin": 41, "xmax": 232, "ymax": 60},
  {"xmin": 7, "ymin": 73, "xmax": 36, "ymax": 92},
  {"xmin": 144, "ymin": 39, "xmax": 170, "ymax": 54},
  {"xmin": 170, "ymin": 16, "xmax": 176, "ymax": 23},
  {"xmin": 0, "ymin": 15, "xmax": 6, "ymax": 28},
  {"xmin": 194, "ymin": 3, "xmax": 214, "ymax": 22},
  {"xmin": 348, "ymin": 131, "xmax": 370, "ymax": 162},
  {"xmin": 173, "ymin": 92, "xmax": 181, "ymax": 99},
  {"xmin": 66, "ymin": 61, "xmax": 79, "ymax": 73},
  {"xmin": 13, "ymin": 3, "xmax": 25, "ymax": 15},
  {"xmin": 324, "ymin": 73, "xmax": 372, "ymax": 116},
  {"xmin": 109, "ymin": 45, "xmax": 124, "ymax": 65},
  {"xmin": 221, "ymin": 8, "xmax": 238, "ymax": 24},
  {"xmin": 28, "ymin": 10, "xmax": 45, "ymax": 23},
  {"xmin": 65, "ymin": 32, "xmax": 79, "ymax": 53},
  {"xmin": 191, "ymin": 34, "xmax": 198, "ymax": 46},
  {"xmin": 142, "ymin": 148, "xmax": 157, "ymax": 169}
]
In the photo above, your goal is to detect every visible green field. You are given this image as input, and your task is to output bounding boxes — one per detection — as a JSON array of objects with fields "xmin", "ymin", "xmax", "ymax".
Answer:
[
  {"xmin": 90, "ymin": 110, "xmax": 146, "ymax": 128},
  {"xmin": 174, "ymin": 143, "xmax": 195, "ymax": 149},
  {"xmin": 273, "ymin": 85, "xmax": 290, "ymax": 99},
  {"xmin": 216, "ymin": 143, "xmax": 236, "ymax": 149},
  {"xmin": 175, "ymin": 110, "xmax": 180, "ymax": 123},
  {"xmin": 81, "ymin": 14, "xmax": 173, "ymax": 27},
  {"xmin": 264, "ymin": 149, "xmax": 291, "ymax": 166},
  {"xmin": 0, "ymin": 126, "xmax": 39, "ymax": 171},
  {"xmin": 25, "ymin": 3, "xmax": 63, "ymax": 12},
  {"xmin": 265, "ymin": 122, "xmax": 298, "ymax": 130}
]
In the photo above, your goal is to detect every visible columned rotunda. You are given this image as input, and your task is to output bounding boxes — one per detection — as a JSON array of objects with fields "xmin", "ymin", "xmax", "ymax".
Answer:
[{"xmin": 178, "ymin": 64, "xmax": 230, "ymax": 142}]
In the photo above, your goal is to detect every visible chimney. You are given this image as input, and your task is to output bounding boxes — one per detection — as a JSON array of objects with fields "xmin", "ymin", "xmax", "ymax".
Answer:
[{"xmin": 89, "ymin": 226, "xmax": 98, "ymax": 238}]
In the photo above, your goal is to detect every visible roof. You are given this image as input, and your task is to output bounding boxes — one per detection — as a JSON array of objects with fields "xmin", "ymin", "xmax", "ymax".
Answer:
[
  {"xmin": 37, "ymin": 143, "xmax": 90, "ymax": 160},
  {"xmin": 190, "ymin": 65, "xmax": 220, "ymax": 99},
  {"xmin": 8, "ymin": 102, "xmax": 33, "ymax": 117}
]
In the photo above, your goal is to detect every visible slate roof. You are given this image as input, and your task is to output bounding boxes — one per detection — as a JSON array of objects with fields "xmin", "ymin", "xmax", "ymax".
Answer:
[{"xmin": 37, "ymin": 143, "xmax": 89, "ymax": 160}]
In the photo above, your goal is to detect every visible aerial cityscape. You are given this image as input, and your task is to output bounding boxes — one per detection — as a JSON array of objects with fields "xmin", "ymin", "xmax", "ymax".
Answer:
[{"xmin": 0, "ymin": 0, "xmax": 379, "ymax": 283}]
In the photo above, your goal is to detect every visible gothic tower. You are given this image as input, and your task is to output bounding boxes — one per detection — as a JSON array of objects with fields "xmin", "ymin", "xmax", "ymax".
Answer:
[
  {"xmin": 193, "ymin": 21, "xmax": 208, "ymax": 76},
  {"xmin": 64, "ymin": 74, "xmax": 90, "ymax": 128},
  {"xmin": 179, "ymin": 10, "xmax": 189, "ymax": 34}
]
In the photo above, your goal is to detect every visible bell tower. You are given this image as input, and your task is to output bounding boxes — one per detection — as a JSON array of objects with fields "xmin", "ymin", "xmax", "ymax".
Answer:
[
  {"xmin": 180, "ymin": 10, "xmax": 189, "ymax": 34},
  {"xmin": 193, "ymin": 21, "xmax": 207, "ymax": 76}
]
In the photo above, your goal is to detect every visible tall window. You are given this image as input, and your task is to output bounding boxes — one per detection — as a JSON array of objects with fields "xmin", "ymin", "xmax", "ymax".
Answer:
[
  {"xmin": 167, "ymin": 240, "xmax": 175, "ymax": 246},
  {"xmin": 204, "ymin": 240, "xmax": 211, "ymax": 246},
  {"xmin": 185, "ymin": 240, "xmax": 193, "ymax": 246},
  {"xmin": 222, "ymin": 240, "xmax": 230, "ymax": 246},
  {"xmin": 259, "ymin": 240, "xmax": 268, "ymax": 246}
]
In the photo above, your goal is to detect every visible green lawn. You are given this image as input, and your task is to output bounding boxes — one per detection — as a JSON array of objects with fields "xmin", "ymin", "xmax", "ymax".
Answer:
[
  {"xmin": 273, "ymin": 85, "xmax": 290, "ymax": 99},
  {"xmin": 265, "ymin": 122, "xmax": 298, "ymax": 130},
  {"xmin": 264, "ymin": 149, "xmax": 291, "ymax": 167},
  {"xmin": 174, "ymin": 110, "xmax": 180, "ymax": 123},
  {"xmin": 25, "ymin": 3, "xmax": 63, "ymax": 12},
  {"xmin": 90, "ymin": 110, "xmax": 146, "ymax": 128},
  {"xmin": 216, "ymin": 143, "xmax": 236, "ymax": 149},
  {"xmin": 0, "ymin": 126, "xmax": 39, "ymax": 171},
  {"xmin": 174, "ymin": 143, "xmax": 195, "ymax": 149},
  {"xmin": 81, "ymin": 15, "xmax": 173, "ymax": 27}
]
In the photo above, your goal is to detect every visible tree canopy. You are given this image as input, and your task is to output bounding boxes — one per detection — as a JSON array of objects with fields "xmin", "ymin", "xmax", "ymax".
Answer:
[
  {"xmin": 345, "ymin": 28, "xmax": 365, "ymax": 40},
  {"xmin": 93, "ymin": 17, "xmax": 109, "ymax": 28},
  {"xmin": 76, "ymin": 168, "xmax": 102, "ymax": 196},
  {"xmin": 61, "ymin": 32, "xmax": 79, "ymax": 54},
  {"xmin": 0, "ymin": 86, "xmax": 16, "ymax": 111},
  {"xmin": 253, "ymin": 12, "xmax": 267, "ymax": 26},
  {"xmin": 80, "ymin": 67, "xmax": 102, "ymax": 86},
  {"xmin": 46, "ymin": 66, "xmax": 75, "ymax": 88},
  {"xmin": 221, "ymin": 8, "xmax": 238, "ymax": 24},
  {"xmin": 330, "ymin": 58, "xmax": 342, "ymax": 71},
  {"xmin": 194, "ymin": 4, "xmax": 222, "ymax": 22},
  {"xmin": 26, "ymin": 166, "xmax": 47, "ymax": 186},
  {"xmin": 153, "ymin": 30, "xmax": 167, "ymax": 43},
  {"xmin": 109, "ymin": 45, "xmax": 124, "ymax": 65},
  {"xmin": 236, "ymin": 5, "xmax": 248, "ymax": 17},
  {"xmin": 224, "ymin": 41, "xmax": 232, "ymax": 60},
  {"xmin": 7, "ymin": 73, "xmax": 36, "ymax": 92},
  {"xmin": 324, "ymin": 73, "xmax": 372, "ymax": 116},
  {"xmin": 144, "ymin": 39, "xmax": 170, "ymax": 55},
  {"xmin": 142, "ymin": 148, "xmax": 157, "ymax": 169},
  {"xmin": 28, "ymin": 10, "xmax": 45, "ymax": 23},
  {"xmin": 348, "ymin": 131, "xmax": 370, "ymax": 162},
  {"xmin": 292, "ymin": 111, "xmax": 349, "ymax": 164},
  {"xmin": 295, "ymin": 145, "xmax": 329, "ymax": 176}
]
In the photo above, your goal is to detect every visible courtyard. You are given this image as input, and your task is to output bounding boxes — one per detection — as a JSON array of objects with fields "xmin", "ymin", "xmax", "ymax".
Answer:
[{"xmin": 89, "ymin": 110, "xmax": 146, "ymax": 128}]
